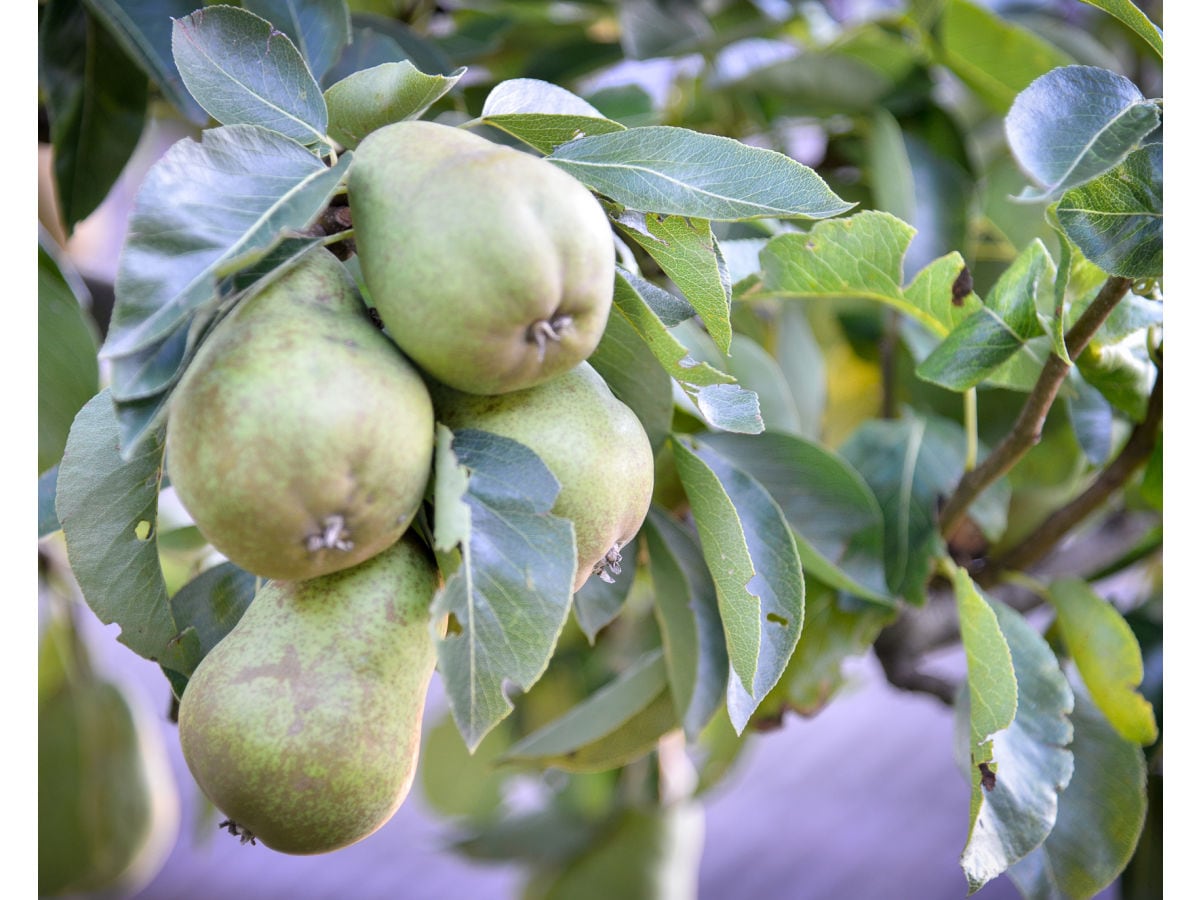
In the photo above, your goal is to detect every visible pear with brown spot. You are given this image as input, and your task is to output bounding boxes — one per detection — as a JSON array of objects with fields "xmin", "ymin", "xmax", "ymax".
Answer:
[
  {"xmin": 177, "ymin": 536, "xmax": 440, "ymax": 855},
  {"xmin": 166, "ymin": 248, "xmax": 434, "ymax": 581}
]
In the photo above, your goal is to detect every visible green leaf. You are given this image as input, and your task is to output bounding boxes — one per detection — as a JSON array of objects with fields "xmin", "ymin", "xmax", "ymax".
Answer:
[
  {"xmin": 1006, "ymin": 66, "xmax": 1160, "ymax": 203},
  {"xmin": 419, "ymin": 713, "xmax": 512, "ymax": 821},
  {"xmin": 1065, "ymin": 372, "xmax": 1114, "ymax": 465},
  {"xmin": 324, "ymin": 61, "xmax": 464, "ymax": 149},
  {"xmin": 645, "ymin": 507, "xmax": 729, "ymax": 741},
  {"xmin": 588, "ymin": 304, "xmax": 674, "ymax": 453},
  {"xmin": 618, "ymin": 0, "xmax": 712, "ymax": 59},
  {"xmin": 38, "ymin": 622, "xmax": 176, "ymax": 896},
  {"xmin": 1048, "ymin": 578, "xmax": 1158, "ymax": 746},
  {"xmin": 502, "ymin": 651, "xmax": 675, "ymax": 773},
  {"xmin": 166, "ymin": 563, "xmax": 257, "ymax": 682},
  {"xmin": 243, "ymin": 0, "xmax": 350, "ymax": 82},
  {"xmin": 671, "ymin": 437, "xmax": 805, "ymax": 733},
  {"xmin": 958, "ymin": 589, "xmax": 1073, "ymax": 895},
  {"xmin": 101, "ymin": 128, "xmax": 350, "ymax": 448},
  {"xmin": 38, "ymin": 239, "xmax": 99, "ymax": 474},
  {"xmin": 611, "ymin": 270, "xmax": 762, "ymax": 435},
  {"xmin": 760, "ymin": 211, "xmax": 979, "ymax": 340},
  {"xmin": 573, "ymin": 557, "xmax": 635, "ymax": 645},
  {"xmin": 172, "ymin": 6, "xmax": 328, "ymax": 146},
  {"xmin": 917, "ymin": 240, "xmax": 1053, "ymax": 391},
  {"xmin": 39, "ymin": 0, "xmax": 148, "ymax": 230},
  {"xmin": 840, "ymin": 417, "xmax": 1009, "ymax": 604},
  {"xmin": 548, "ymin": 126, "xmax": 853, "ymax": 221},
  {"xmin": 480, "ymin": 78, "xmax": 626, "ymax": 154},
  {"xmin": 533, "ymin": 803, "xmax": 705, "ymax": 900},
  {"xmin": 1058, "ymin": 143, "xmax": 1162, "ymax": 279},
  {"xmin": 756, "ymin": 586, "xmax": 894, "ymax": 721},
  {"xmin": 724, "ymin": 335, "xmax": 804, "ymax": 437},
  {"xmin": 1078, "ymin": 0, "xmax": 1162, "ymax": 58},
  {"xmin": 937, "ymin": 0, "xmax": 1073, "ymax": 113},
  {"xmin": 432, "ymin": 428, "xmax": 577, "ymax": 751},
  {"xmin": 55, "ymin": 391, "xmax": 181, "ymax": 667},
  {"xmin": 696, "ymin": 431, "xmax": 891, "ymax": 604},
  {"xmin": 616, "ymin": 213, "xmax": 732, "ymax": 353},
  {"xmin": 774, "ymin": 305, "xmax": 826, "ymax": 440},
  {"xmin": 324, "ymin": 12, "xmax": 454, "ymax": 84},
  {"xmin": 39, "ymin": 467, "xmax": 61, "ymax": 538},
  {"xmin": 1007, "ymin": 685, "xmax": 1149, "ymax": 900},
  {"xmin": 1075, "ymin": 341, "xmax": 1155, "ymax": 420},
  {"xmin": 81, "ymin": 0, "xmax": 207, "ymax": 123}
]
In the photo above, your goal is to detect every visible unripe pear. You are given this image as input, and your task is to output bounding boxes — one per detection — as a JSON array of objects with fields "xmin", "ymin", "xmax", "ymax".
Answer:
[
  {"xmin": 432, "ymin": 363, "xmax": 654, "ymax": 591},
  {"xmin": 349, "ymin": 121, "xmax": 615, "ymax": 395},
  {"xmin": 166, "ymin": 248, "xmax": 434, "ymax": 581},
  {"xmin": 177, "ymin": 536, "xmax": 440, "ymax": 855}
]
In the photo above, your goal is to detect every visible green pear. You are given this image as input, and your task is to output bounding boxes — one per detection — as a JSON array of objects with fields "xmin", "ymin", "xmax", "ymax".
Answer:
[
  {"xmin": 349, "ymin": 121, "xmax": 615, "ymax": 395},
  {"xmin": 432, "ymin": 363, "xmax": 654, "ymax": 591},
  {"xmin": 166, "ymin": 248, "xmax": 435, "ymax": 581},
  {"xmin": 177, "ymin": 535, "xmax": 440, "ymax": 855}
]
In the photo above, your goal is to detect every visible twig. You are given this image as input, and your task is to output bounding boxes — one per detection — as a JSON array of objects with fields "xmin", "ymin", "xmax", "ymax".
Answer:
[
  {"xmin": 938, "ymin": 275, "xmax": 1132, "ymax": 537},
  {"xmin": 979, "ymin": 359, "xmax": 1163, "ymax": 583}
]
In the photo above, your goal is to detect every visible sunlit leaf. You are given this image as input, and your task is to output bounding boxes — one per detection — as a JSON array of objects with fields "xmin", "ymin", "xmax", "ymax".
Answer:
[
  {"xmin": 549, "ymin": 126, "xmax": 853, "ymax": 221},
  {"xmin": 1078, "ymin": 0, "xmax": 1162, "ymax": 58},
  {"xmin": 244, "ymin": 0, "xmax": 350, "ymax": 82},
  {"xmin": 481, "ymin": 78, "xmax": 625, "ymax": 154}
]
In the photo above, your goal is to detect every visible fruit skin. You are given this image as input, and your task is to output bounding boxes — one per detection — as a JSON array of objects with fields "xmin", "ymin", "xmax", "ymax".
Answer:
[
  {"xmin": 177, "ymin": 536, "xmax": 440, "ymax": 855},
  {"xmin": 349, "ymin": 120, "xmax": 615, "ymax": 395},
  {"xmin": 166, "ymin": 248, "xmax": 435, "ymax": 581},
  {"xmin": 431, "ymin": 363, "xmax": 654, "ymax": 591}
]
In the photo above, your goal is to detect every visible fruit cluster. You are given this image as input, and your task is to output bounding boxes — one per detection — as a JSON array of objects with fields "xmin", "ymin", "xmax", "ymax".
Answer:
[{"xmin": 166, "ymin": 121, "xmax": 655, "ymax": 854}]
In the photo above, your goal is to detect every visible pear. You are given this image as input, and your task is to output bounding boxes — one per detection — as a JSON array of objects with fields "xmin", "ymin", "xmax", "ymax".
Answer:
[
  {"xmin": 166, "ymin": 248, "xmax": 435, "ymax": 581},
  {"xmin": 349, "ymin": 121, "xmax": 615, "ymax": 395},
  {"xmin": 432, "ymin": 363, "xmax": 654, "ymax": 591},
  {"xmin": 177, "ymin": 535, "xmax": 440, "ymax": 855}
]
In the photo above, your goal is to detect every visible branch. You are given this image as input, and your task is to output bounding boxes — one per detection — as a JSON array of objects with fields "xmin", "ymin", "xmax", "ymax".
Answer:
[
  {"xmin": 938, "ymin": 275, "xmax": 1133, "ymax": 537},
  {"xmin": 980, "ymin": 357, "xmax": 1162, "ymax": 583}
]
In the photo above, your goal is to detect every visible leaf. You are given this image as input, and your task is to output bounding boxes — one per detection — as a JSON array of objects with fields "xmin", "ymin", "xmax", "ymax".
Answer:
[
  {"xmin": 756, "ymin": 586, "xmax": 894, "ymax": 721},
  {"xmin": 958, "ymin": 586, "xmax": 1073, "ymax": 895},
  {"xmin": 172, "ymin": 6, "xmax": 328, "ymax": 146},
  {"xmin": 917, "ymin": 240, "xmax": 1053, "ymax": 391},
  {"xmin": 101, "ymin": 127, "xmax": 350, "ymax": 447},
  {"xmin": 1007, "ymin": 685, "xmax": 1149, "ymax": 900},
  {"xmin": 419, "ymin": 713, "xmax": 513, "ymax": 821},
  {"xmin": 1058, "ymin": 143, "xmax": 1162, "ymax": 279},
  {"xmin": 760, "ymin": 211, "xmax": 979, "ymax": 340},
  {"xmin": 1078, "ymin": 0, "xmax": 1162, "ymax": 58},
  {"xmin": 1065, "ymin": 372, "xmax": 1114, "ymax": 465},
  {"xmin": 937, "ymin": 0, "xmax": 1073, "ymax": 113},
  {"xmin": 840, "ymin": 417, "xmax": 1009, "ymax": 604},
  {"xmin": 775, "ymin": 305, "xmax": 826, "ymax": 440},
  {"xmin": 243, "ymin": 0, "xmax": 350, "ymax": 82},
  {"xmin": 572, "ymin": 556, "xmax": 636, "ymax": 645},
  {"xmin": 697, "ymin": 431, "xmax": 891, "ymax": 604},
  {"xmin": 1048, "ymin": 578, "xmax": 1158, "ymax": 746},
  {"xmin": 481, "ymin": 78, "xmax": 626, "ymax": 154},
  {"xmin": 548, "ymin": 126, "xmax": 853, "ymax": 221},
  {"xmin": 617, "ymin": 214, "xmax": 732, "ymax": 353},
  {"xmin": 38, "ymin": 239, "xmax": 99, "ymax": 474},
  {"xmin": 55, "ymin": 391, "xmax": 181, "ymax": 667},
  {"xmin": 587, "ymin": 282, "xmax": 675, "ymax": 452},
  {"xmin": 534, "ymin": 803, "xmax": 705, "ymax": 900},
  {"xmin": 39, "ymin": 0, "xmax": 148, "ymax": 230},
  {"xmin": 611, "ymin": 270, "xmax": 762, "ymax": 435},
  {"xmin": 81, "ymin": 0, "xmax": 207, "ymax": 123},
  {"xmin": 324, "ymin": 12, "xmax": 454, "ymax": 84},
  {"xmin": 671, "ymin": 437, "xmax": 805, "ymax": 733},
  {"xmin": 1006, "ymin": 66, "xmax": 1160, "ymax": 203},
  {"xmin": 324, "ymin": 61, "xmax": 465, "ymax": 150},
  {"xmin": 432, "ymin": 428, "xmax": 577, "ymax": 751},
  {"xmin": 166, "ymin": 563, "xmax": 258, "ymax": 682},
  {"xmin": 645, "ymin": 507, "xmax": 729, "ymax": 741},
  {"xmin": 39, "ymin": 467, "xmax": 61, "ymax": 538},
  {"xmin": 502, "ymin": 651, "xmax": 675, "ymax": 773},
  {"xmin": 723, "ymin": 335, "xmax": 804, "ymax": 436},
  {"xmin": 618, "ymin": 0, "xmax": 712, "ymax": 59}
]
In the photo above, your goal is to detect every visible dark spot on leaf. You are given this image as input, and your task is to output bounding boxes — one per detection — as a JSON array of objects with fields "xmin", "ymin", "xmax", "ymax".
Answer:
[
  {"xmin": 446, "ymin": 613, "xmax": 463, "ymax": 636},
  {"xmin": 367, "ymin": 307, "xmax": 384, "ymax": 329},
  {"xmin": 978, "ymin": 762, "xmax": 996, "ymax": 792},
  {"xmin": 952, "ymin": 267, "xmax": 974, "ymax": 306},
  {"xmin": 766, "ymin": 612, "xmax": 789, "ymax": 627}
]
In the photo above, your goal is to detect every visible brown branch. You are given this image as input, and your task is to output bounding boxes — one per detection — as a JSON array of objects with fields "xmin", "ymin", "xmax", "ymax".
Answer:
[
  {"xmin": 938, "ymin": 275, "xmax": 1133, "ymax": 537},
  {"xmin": 980, "ymin": 358, "xmax": 1162, "ymax": 583}
]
